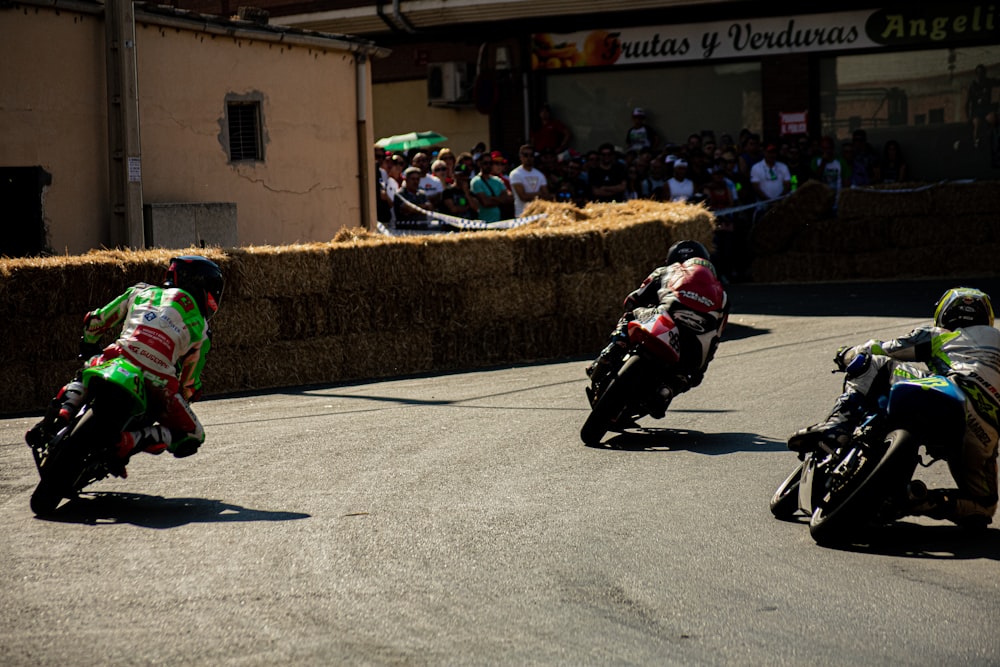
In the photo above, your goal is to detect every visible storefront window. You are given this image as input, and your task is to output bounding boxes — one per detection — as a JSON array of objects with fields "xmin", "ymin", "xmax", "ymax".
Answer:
[
  {"xmin": 819, "ymin": 47, "xmax": 1000, "ymax": 181},
  {"xmin": 547, "ymin": 62, "xmax": 761, "ymax": 153}
]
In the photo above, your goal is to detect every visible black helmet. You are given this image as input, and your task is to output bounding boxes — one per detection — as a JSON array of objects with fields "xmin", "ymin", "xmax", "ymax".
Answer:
[
  {"xmin": 164, "ymin": 255, "xmax": 224, "ymax": 320},
  {"xmin": 666, "ymin": 240, "xmax": 710, "ymax": 266},
  {"xmin": 934, "ymin": 287, "xmax": 994, "ymax": 330}
]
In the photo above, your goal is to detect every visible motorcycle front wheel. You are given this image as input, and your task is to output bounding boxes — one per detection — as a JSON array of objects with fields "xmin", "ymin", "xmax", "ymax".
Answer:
[
  {"xmin": 30, "ymin": 407, "xmax": 112, "ymax": 516},
  {"xmin": 769, "ymin": 461, "xmax": 804, "ymax": 519},
  {"xmin": 580, "ymin": 356, "xmax": 644, "ymax": 446},
  {"xmin": 808, "ymin": 429, "xmax": 918, "ymax": 545}
]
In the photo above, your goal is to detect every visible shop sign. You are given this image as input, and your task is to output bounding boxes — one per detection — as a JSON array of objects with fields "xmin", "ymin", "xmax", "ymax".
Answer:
[
  {"xmin": 532, "ymin": 6, "xmax": 999, "ymax": 70},
  {"xmin": 779, "ymin": 111, "xmax": 808, "ymax": 136}
]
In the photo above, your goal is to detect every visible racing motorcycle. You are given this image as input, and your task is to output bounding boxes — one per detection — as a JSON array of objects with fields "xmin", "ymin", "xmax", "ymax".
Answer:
[
  {"xmin": 580, "ymin": 310, "xmax": 684, "ymax": 446},
  {"xmin": 28, "ymin": 356, "xmax": 155, "ymax": 516},
  {"xmin": 770, "ymin": 372, "xmax": 966, "ymax": 545}
]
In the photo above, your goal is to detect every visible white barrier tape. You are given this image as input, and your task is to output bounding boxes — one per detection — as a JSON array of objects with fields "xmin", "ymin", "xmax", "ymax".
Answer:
[
  {"xmin": 712, "ymin": 196, "xmax": 785, "ymax": 218},
  {"xmin": 847, "ymin": 179, "xmax": 974, "ymax": 194},
  {"xmin": 384, "ymin": 192, "xmax": 546, "ymax": 234}
]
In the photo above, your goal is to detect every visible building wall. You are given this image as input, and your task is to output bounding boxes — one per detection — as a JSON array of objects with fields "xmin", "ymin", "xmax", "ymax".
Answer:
[
  {"xmin": 0, "ymin": 6, "xmax": 110, "ymax": 254},
  {"xmin": 135, "ymin": 22, "xmax": 365, "ymax": 245},
  {"xmin": 0, "ymin": 2, "xmax": 374, "ymax": 256},
  {"xmin": 372, "ymin": 79, "xmax": 489, "ymax": 155}
]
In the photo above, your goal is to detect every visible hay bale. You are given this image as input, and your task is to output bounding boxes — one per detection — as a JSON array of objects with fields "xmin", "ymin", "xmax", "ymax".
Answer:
[
  {"xmin": 419, "ymin": 232, "xmax": 516, "ymax": 283},
  {"xmin": 837, "ymin": 185, "xmax": 933, "ymax": 220},
  {"xmin": 226, "ymin": 244, "xmax": 332, "ymax": 300},
  {"xmin": 931, "ymin": 181, "xmax": 1000, "ymax": 216},
  {"xmin": 751, "ymin": 181, "xmax": 834, "ymax": 256},
  {"xmin": 210, "ymin": 297, "xmax": 281, "ymax": 348}
]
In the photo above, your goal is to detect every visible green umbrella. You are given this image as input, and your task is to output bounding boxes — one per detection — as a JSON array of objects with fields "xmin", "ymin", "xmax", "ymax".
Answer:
[{"xmin": 375, "ymin": 131, "xmax": 448, "ymax": 152}]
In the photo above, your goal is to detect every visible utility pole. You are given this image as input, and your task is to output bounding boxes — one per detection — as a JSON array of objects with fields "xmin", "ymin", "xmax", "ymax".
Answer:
[{"xmin": 105, "ymin": 0, "xmax": 144, "ymax": 248}]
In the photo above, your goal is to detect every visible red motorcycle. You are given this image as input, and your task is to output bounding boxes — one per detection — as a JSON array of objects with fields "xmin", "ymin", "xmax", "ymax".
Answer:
[{"xmin": 581, "ymin": 310, "xmax": 683, "ymax": 446}]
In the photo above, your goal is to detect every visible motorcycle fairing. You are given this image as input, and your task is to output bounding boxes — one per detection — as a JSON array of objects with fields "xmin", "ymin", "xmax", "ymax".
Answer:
[{"xmin": 81, "ymin": 357, "xmax": 148, "ymax": 417}]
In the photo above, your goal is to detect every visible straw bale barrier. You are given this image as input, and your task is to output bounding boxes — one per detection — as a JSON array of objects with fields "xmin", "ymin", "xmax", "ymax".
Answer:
[
  {"xmin": 3, "ymin": 182, "xmax": 997, "ymax": 414},
  {"xmin": 0, "ymin": 201, "xmax": 712, "ymax": 413},
  {"xmin": 750, "ymin": 180, "xmax": 1000, "ymax": 283}
]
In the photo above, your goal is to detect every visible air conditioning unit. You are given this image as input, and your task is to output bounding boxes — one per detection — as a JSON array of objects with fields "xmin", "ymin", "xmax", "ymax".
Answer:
[{"xmin": 427, "ymin": 62, "xmax": 472, "ymax": 105}]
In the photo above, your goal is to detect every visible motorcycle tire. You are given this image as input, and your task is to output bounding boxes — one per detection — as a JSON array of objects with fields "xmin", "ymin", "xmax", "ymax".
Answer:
[
  {"xmin": 808, "ymin": 429, "xmax": 918, "ymax": 546},
  {"xmin": 580, "ymin": 356, "xmax": 642, "ymax": 446},
  {"xmin": 30, "ymin": 407, "xmax": 111, "ymax": 516},
  {"xmin": 769, "ymin": 461, "xmax": 804, "ymax": 519}
]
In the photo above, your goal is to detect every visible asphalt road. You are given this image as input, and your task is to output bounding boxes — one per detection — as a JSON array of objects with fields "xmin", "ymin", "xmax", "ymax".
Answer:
[{"xmin": 2, "ymin": 278, "xmax": 999, "ymax": 666}]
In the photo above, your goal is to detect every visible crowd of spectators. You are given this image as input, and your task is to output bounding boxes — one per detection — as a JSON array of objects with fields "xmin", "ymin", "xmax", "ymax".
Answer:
[{"xmin": 375, "ymin": 105, "xmax": 913, "ymax": 282}]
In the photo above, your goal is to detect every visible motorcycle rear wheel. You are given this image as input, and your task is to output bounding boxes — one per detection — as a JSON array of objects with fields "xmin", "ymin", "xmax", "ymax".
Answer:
[
  {"xmin": 580, "ymin": 356, "xmax": 643, "ymax": 446},
  {"xmin": 808, "ymin": 429, "xmax": 918, "ymax": 545},
  {"xmin": 770, "ymin": 461, "xmax": 804, "ymax": 519}
]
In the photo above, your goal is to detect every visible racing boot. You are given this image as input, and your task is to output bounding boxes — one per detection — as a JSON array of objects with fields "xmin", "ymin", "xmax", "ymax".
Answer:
[
  {"xmin": 905, "ymin": 482, "xmax": 992, "ymax": 530},
  {"xmin": 111, "ymin": 425, "xmax": 171, "ymax": 478},
  {"xmin": 787, "ymin": 391, "xmax": 865, "ymax": 453},
  {"xmin": 586, "ymin": 335, "xmax": 628, "ymax": 386}
]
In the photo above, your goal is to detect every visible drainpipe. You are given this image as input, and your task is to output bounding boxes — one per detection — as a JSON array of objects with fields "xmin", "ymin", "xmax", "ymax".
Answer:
[
  {"xmin": 356, "ymin": 53, "xmax": 375, "ymax": 231},
  {"xmin": 392, "ymin": 0, "xmax": 417, "ymax": 34}
]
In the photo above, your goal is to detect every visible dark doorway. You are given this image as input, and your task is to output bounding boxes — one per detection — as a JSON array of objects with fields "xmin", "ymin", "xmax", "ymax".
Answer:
[{"xmin": 0, "ymin": 166, "xmax": 51, "ymax": 257}]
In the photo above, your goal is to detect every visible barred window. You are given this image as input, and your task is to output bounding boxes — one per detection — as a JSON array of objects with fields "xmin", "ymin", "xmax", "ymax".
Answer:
[{"xmin": 227, "ymin": 101, "xmax": 262, "ymax": 162}]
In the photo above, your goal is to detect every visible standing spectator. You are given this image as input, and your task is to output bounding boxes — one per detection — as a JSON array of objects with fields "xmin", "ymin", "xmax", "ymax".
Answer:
[
  {"xmin": 624, "ymin": 164, "xmax": 642, "ymax": 200},
  {"xmin": 582, "ymin": 150, "xmax": 600, "ymax": 184},
  {"xmin": 850, "ymin": 129, "xmax": 880, "ymax": 185},
  {"xmin": 437, "ymin": 148, "xmax": 457, "ymax": 183},
  {"xmin": 811, "ymin": 136, "xmax": 846, "ymax": 196},
  {"xmin": 589, "ymin": 142, "xmax": 628, "ymax": 202},
  {"xmin": 431, "ymin": 159, "xmax": 452, "ymax": 187},
  {"xmin": 750, "ymin": 144, "xmax": 792, "ymax": 201},
  {"xmin": 988, "ymin": 111, "xmax": 1000, "ymax": 167},
  {"xmin": 666, "ymin": 159, "xmax": 695, "ymax": 202},
  {"xmin": 441, "ymin": 162, "xmax": 479, "ymax": 220},
  {"xmin": 703, "ymin": 166, "xmax": 735, "ymax": 211},
  {"xmin": 490, "ymin": 151, "xmax": 515, "ymax": 219},
  {"xmin": 395, "ymin": 167, "xmax": 433, "ymax": 228},
  {"xmin": 737, "ymin": 133, "xmax": 763, "ymax": 190},
  {"xmin": 625, "ymin": 108, "xmax": 659, "ymax": 153},
  {"xmin": 705, "ymin": 167, "xmax": 736, "ymax": 283},
  {"xmin": 470, "ymin": 153, "xmax": 512, "ymax": 223},
  {"xmin": 471, "ymin": 141, "xmax": 487, "ymax": 162},
  {"xmin": 509, "ymin": 144, "xmax": 551, "ymax": 217},
  {"xmin": 382, "ymin": 155, "xmax": 404, "ymax": 225},
  {"xmin": 531, "ymin": 103, "xmax": 572, "ymax": 153},
  {"xmin": 880, "ymin": 139, "xmax": 909, "ymax": 183},
  {"xmin": 967, "ymin": 64, "xmax": 1000, "ymax": 149},
  {"xmin": 411, "ymin": 152, "xmax": 444, "ymax": 207},
  {"xmin": 538, "ymin": 148, "xmax": 563, "ymax": 193},
  {"xmin": 456, "ymin": 151, "xmax": 476, "ymax": 174},
  {"xmin": 561, "ymin": 158, "xmax": 592, "ymax": 206},
  {"xmin": 375, "ymin": 145, "xmax": 392, "ymax": 224},
  {"xmin": 642, "ymin": 157, "xmax": 668, "ymax": 199},
  {"xmin": 785, "ymin": 143, "xmax": 811, "ymax": 190}
]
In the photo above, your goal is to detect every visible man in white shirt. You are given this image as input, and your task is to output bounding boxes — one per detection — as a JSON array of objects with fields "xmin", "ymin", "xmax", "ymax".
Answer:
[
  {"xmin": 509, "ymin": 144, "xmax": 550, "ymax": 217},
  {"xmin": 666, "ymin": 159, "xmax": 694, "ymax": 202},
  {"xmin": 750, "ymin": 144, "xmax": 792, "ymax": 201},
  {"xmin": 412, "ymin": 151, "xmax": 444, "ymax": 206}
]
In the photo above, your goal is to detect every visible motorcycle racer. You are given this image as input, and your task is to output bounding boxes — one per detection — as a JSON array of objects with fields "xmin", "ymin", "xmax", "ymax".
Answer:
[
  {"xmin": 586, "ymin": 240, "xmax": 730, "ymax": 416},
  {"xmin": 26, "ymin": 255, "xmax": 224, "ymax": 476},
  {"xmin": 788, "ymin": 287, "xmax": 1000, "ymax": 528}
]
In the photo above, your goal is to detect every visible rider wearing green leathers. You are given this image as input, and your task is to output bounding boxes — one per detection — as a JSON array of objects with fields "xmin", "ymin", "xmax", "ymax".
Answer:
[{"xmin": 27, "ymin": 256, "xmax": 224, "ymax": 476}]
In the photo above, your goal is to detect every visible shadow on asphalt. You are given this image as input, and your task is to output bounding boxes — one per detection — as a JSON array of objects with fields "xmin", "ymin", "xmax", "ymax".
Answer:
[
  {"xmin": 729, "ymin": 276, "xmax": 1000, "ymax": 318},
  {"xmin": 824, "ymin": 521, "xmax": 1000, "ymax": 561},
  {"xmin": 587, "ymin": 427, "xmax": 785, "ymax": 454},
  {"xmin": 38, "ymin": 492, "xmax": 310, "ymax": 528}
]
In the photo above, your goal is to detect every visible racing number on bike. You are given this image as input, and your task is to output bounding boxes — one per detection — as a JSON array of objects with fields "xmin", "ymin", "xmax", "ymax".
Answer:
[{"xmin": 668, "ymin": 328, "xmax": 680, "ymax": 351}]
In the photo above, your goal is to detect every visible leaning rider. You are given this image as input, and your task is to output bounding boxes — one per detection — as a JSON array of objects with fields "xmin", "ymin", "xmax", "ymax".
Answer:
[
  {"xmin": 26, "ymin": 256, "xmax": 224, "ymax": 477},
  {"xmin": 586, "ymin": 240, "xmax": 730, "ymax": 416},
  {"xmin": 788, "ymin": 287, "xmax": 1000, "ymax": 528}
]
